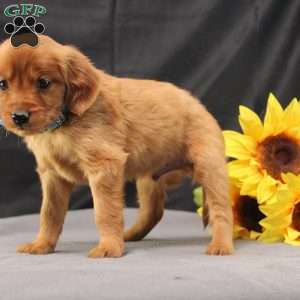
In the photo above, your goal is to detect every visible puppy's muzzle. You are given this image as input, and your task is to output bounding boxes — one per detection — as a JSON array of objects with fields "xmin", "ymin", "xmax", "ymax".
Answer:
[{"xmin": 11, "ymin": 111, "xmax": 30, "ymax": 127}]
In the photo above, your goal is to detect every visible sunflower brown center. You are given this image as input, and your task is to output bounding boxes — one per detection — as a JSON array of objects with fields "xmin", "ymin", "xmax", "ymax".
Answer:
[
  {"xmin": 292, "ymin": 202, "xmax": 300, "ymax": 232},
  {"xmin": 257, "ymin": 134, "xmax": 300, "ymax": 179},
  {"xmin": 235, "ymin": 196, "xmax": 265, "ymax": 232}
]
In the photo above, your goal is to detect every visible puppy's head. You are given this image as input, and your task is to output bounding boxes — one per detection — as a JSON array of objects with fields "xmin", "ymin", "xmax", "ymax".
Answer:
[{"xmin": 0, "ymin": 35, "xmax": 100, "ymax": 136}]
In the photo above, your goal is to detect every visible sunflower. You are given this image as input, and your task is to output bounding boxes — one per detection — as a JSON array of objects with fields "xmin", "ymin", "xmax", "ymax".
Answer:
[
  {"xmin": 224, "ymin": 93, "xmax": 300, "ymax": 205},
  {"xmin": 194, "ymin": 181, "xmax": 272, "ymax": 241},
  {"xmin": 230, "ymin": 180, "xmax": 268, "ymax": 240},
  {"xmin": 260, "ymin": 173, "xmax": 300, "ymax": 245}
]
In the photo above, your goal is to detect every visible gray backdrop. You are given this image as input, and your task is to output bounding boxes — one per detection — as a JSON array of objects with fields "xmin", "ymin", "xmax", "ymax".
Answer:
[{"xmin": 0, "ymin": 0, "xmax": 300, "ymax": 217}]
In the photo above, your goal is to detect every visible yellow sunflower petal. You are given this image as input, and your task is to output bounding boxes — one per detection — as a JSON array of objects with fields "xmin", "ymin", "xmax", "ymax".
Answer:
[
  {"xmin": 259, "ymin": 204, "xmax": 290, "ymax": 218},
  {"xmin": 197, "ymin": 207, "xmax": 203, "ymax": 216},
  {"xmin": 242, "ymin": 165, "xmax": 263, "ymax": 184},
  {"xmin": 249, "ymin": 158, "xmax": 260, "ymax": 167},
  {"xmin": 239, "ymin": 172, "xmax": 264, "ymax": 197},
  {"xmin": 239, "ymin": 105, "xmax": 263, "ymax": 141},
  {"xmin": 227, "ymin": 160, "xmax": 262, "ymax": 183},
  {"xmin": 223, "ymin": 130, "xmax": 256, "ymax": 159},
  {"xmin": 281, "ymin": 173, "xmax": 300, "ymax": 194},
  {"xmin": 286, "ymin": 227, "xmax": 300, "ymax": 240},
  {"xmin": 249, "ymin": 231, "xmax": 261, "ymax": 240},
  {"xmin": 286, "ymin": 125, "xmax": 300, "ymax": 140},
  {"xmin": 285, "ymin": 226, "xmax": 300, "ymax": 245},
  {"xmin": 229, "ymin": 177, "xmax": 243, "ymax": 190},
  {"xmin": 263, "ymin": 93, "xmax": 284, "ymax": 137},
  {"xmin": 282, "ymin": 98, "xmax": 300, "ymax": 129},
  {"xmin": 259, "ymin": 214, "xmax": 291, "ymax": 230},
  {"xmin": 267, "ymin": 185, "xmax": 290, "ymax": 205},
  {"xmin": 259, "ymin": 191, "xmax": 291, "ymax": 216},
  {"xmin": 227, "ymin": 160, "xmax": 252, "ymax": 179},
  {"xmin": 256, "ymin": 175, "xmax": 278, "ymax": 204},
  {"xmin": 257, "ymin": 229, "xmax": 284, "ymax": 243},
  {"xmin": 284, "ymin": 237, "xmax": 300, "ymax": 246}
]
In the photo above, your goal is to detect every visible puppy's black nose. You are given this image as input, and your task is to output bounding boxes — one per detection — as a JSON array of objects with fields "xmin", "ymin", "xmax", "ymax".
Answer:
[{"xmin": 11, "ymin": 111, "xmax": 30, "ymax": 126}]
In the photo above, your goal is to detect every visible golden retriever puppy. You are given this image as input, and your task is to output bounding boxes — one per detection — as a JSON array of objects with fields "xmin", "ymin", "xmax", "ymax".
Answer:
[{"xmin": 0, "ymin": 36, "xmax": 233, "ymax": 257}]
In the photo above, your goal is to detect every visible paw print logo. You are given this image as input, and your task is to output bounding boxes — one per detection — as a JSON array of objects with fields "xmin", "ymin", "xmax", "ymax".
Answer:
[{"xmin": 4, "ymin": 16, "xmax": 45, "ymax": 47}]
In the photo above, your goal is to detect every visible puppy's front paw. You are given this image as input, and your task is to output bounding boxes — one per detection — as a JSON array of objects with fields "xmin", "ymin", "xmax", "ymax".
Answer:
[
  {"xmin": 17, "ymin": 241, "xmax": 54, "ymax": 255},
  {"xmin": 206, "ymin": 241, "xmax": 234, "ymax": 256},
  {"xmin": 88, "ymin": 240, "xmax": 124, "ymax": 258}
]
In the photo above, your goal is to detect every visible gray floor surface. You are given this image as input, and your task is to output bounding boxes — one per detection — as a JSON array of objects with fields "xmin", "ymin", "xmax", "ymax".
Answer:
[{"xmin": 0, "ymin": 208, "xmax": 299, "ymax": 300}]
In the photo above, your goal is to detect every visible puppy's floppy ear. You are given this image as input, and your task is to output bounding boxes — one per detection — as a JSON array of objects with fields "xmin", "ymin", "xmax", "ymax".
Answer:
[{"xmin": 62, "ymin": 46, "xmax": 100, "ymax": 116}]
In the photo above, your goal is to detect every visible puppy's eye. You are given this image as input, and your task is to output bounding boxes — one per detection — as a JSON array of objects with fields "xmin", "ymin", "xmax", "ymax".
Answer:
[
  {"xmin": 37, "ymin": 78, "xmax": 51, "ymax": 90},
  {"xmin": 0, "ymin": 80, "xmax": 8, "ymax": 91}
]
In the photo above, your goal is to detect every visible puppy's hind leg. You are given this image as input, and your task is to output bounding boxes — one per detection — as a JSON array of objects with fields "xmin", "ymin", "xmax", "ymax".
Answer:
[
  {"xmin": 124, "ymin": 176, "xmax": 166, "ymax": 241},
  {"xmin": 187, "ymin": 117, "xmax": 234, "ymax": 255}
]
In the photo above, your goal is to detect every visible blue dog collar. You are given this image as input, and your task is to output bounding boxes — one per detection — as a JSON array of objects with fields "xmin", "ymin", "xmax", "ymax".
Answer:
[{"xmin": 47, "ymin": 106, "xmax": 70, "ymax": 131}]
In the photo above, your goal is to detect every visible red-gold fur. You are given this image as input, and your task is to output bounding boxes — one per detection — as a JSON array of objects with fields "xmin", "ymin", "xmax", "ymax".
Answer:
[{"xmin": 0, "ymin": 36, "xmax": 233, "ymax": 257}]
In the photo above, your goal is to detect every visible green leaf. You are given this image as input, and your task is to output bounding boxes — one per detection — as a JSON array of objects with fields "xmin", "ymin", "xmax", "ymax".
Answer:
[{"xmin": 193, "ymin": 187, "xmax": 204, "ymax": 207}]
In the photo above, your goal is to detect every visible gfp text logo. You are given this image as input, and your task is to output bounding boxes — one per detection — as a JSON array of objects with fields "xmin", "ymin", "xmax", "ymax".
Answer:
[{"xmin": 4, "ymin": 4, "xmax": 47, "ymax": 17}]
